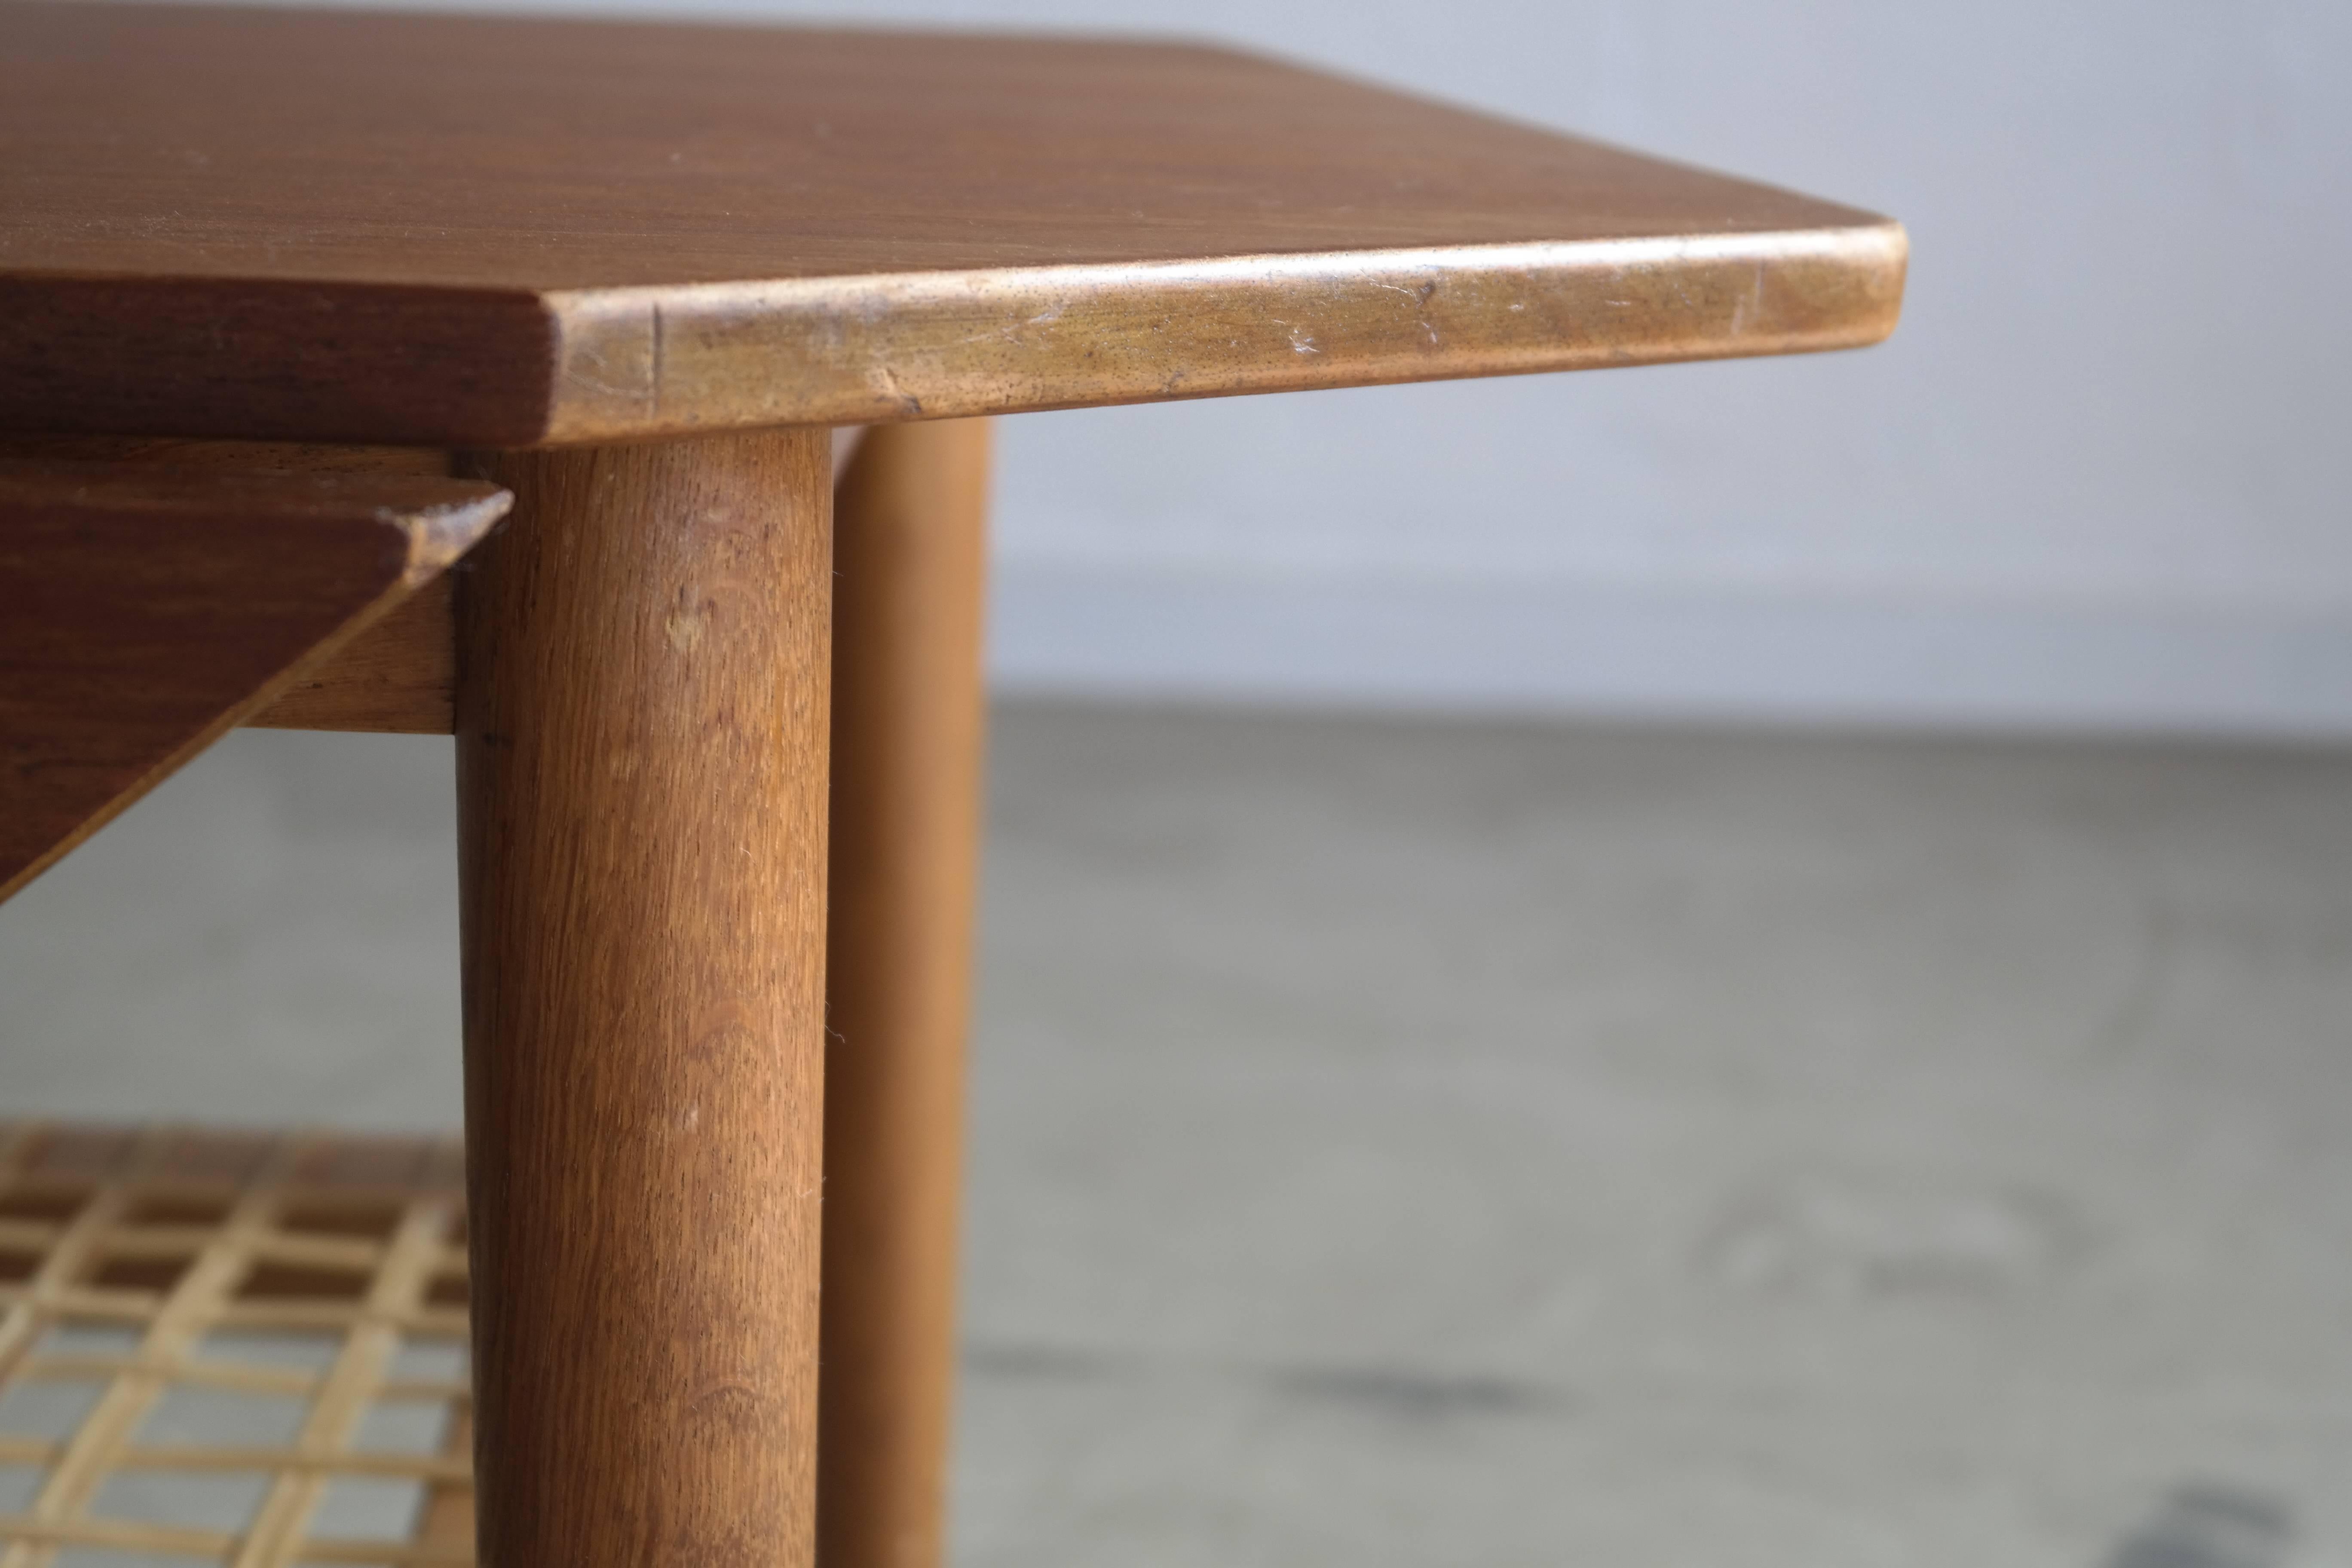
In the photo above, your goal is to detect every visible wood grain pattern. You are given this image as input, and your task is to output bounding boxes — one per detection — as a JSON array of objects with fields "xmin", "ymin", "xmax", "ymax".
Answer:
[
  {"xmin": 0, "ymin": 3, "xmax": 1904, "ymax": 446},
  {"xmin": 454, "ymin": 429, "xmax": 833, "ymax": 1568},
  {"xmin": 0, "ymin": 438, "xmax": 468, "ymax": 734},
  {"xmin": 0, "ymin": 438, "xmax": 454, "ymax": 477},
  {"xmin": 0, "ymin": 462, "xmax": 507, "ymax": 903},
  {"xmin": 249, "ymin": 438, "xmax": 873, "ymax": 734},
  {"xmin": 818, "ymin": 421, "xmax": 991, "ymax": 1568},
  {"xmin": 247, "ymin": 578, "xmax": 456, "ymax": 734},
  {"xmin": 0, "ymin": 440, "xmax": 867, "ymax": 739}
]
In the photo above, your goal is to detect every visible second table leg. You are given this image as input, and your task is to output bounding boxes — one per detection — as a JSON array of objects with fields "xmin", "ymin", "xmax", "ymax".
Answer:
[
  {"xmin": 456, "ymin": 428, "xmax": 834, "ymax": 1568},
  {"xmin": 819, "ymin": 419, "xmax": 992, "ymax": 1568}
]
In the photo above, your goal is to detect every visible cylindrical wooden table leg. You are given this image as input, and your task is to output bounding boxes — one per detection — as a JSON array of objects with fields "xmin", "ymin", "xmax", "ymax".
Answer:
[
  {"xmin": 818, "ymin": 419, "xmax": 991, "ymax": 1568},
  {"xmin": 456, "ymin": 429, "xmax": 833, "ymax": 1568}
]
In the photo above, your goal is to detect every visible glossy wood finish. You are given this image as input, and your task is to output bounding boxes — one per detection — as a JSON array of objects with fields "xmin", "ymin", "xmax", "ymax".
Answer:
[
  {"xmin": 0, "ymin": 3, "xmax": 1905, "ymax": 446},
  {"xmin": 0, "ymin": 462, "xmax": 506, "ymax": 902},
  {"xmin": 818, "ymin": 421, "xmax": 991, "ymax": 1568},
  {"xmin": 454, "ymin": 429, "xmax": 832, "ymax": 1568}
]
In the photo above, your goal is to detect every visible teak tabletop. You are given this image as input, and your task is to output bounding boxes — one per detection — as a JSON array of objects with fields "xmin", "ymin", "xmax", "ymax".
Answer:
[
  {"xmin": 0, "ymin": 1, "xmax": 1903, "ymax": 446},
  {"xmin": 0, "ymin": 9, "xmax": 1906, "ymax": 1568}
]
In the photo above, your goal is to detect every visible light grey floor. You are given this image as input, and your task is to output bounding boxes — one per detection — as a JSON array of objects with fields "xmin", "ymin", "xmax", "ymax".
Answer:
[{"xmin": 2, "ymin": 703, "xmax": 2348, "ymax": 1568}]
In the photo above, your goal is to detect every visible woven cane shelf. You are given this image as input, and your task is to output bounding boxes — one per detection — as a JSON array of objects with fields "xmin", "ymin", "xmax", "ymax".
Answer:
[{"xmin": 0, "ymin": 1124, "xmax": 473, "ymax": 1567}]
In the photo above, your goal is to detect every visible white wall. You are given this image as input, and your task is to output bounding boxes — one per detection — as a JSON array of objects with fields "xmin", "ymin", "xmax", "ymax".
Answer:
[{"xmin": 372, "ymin": 0, "xmax": 2352, "ymax": 731}]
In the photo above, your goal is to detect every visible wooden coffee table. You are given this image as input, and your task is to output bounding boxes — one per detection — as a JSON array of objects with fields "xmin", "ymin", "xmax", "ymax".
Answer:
[{"xmin": 0, "ymin": 7, "xmax": 1905, "ymax": 1565}]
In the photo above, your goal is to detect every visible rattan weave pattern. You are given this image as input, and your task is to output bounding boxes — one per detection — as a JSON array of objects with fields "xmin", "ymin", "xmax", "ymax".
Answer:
[{"xmin": 0, "ymin": 1124, "xmax": 473, "ymax": 1566}]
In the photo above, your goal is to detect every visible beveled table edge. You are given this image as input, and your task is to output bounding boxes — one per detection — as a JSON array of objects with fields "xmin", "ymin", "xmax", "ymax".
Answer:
[{"xmin": 0, "ymin": 223, "xmax": 1905, "ymax": 449}]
